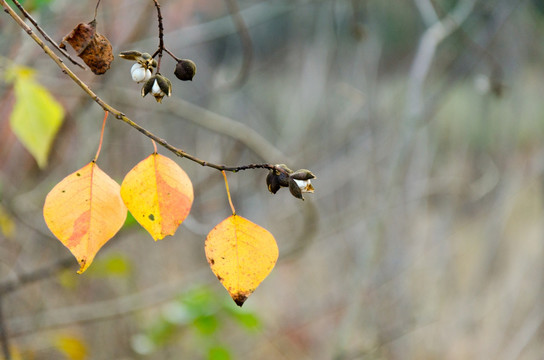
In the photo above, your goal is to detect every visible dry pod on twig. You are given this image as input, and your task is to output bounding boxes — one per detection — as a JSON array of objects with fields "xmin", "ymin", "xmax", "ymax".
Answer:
[
  {"xmin": 174, "ymin": 59, "xmax": 197, "ymax": 81},
  {"xmin": 266, "ymin": 165, "xmax": 314, "ymax": 200},
  {"xmin": 142, "ymin": 74, "xmax": 172, "ymax": 103},
  {"xmin": 60, "ymin": 20, "xmax": 113, "ymax": 75}
]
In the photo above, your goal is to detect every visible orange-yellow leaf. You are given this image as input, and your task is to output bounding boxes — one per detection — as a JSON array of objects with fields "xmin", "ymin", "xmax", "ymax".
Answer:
[
  {"xmin": 43, "ymin": 162, "xmax": 127, "ymax": 273},
  {"xmin": 205, "ymin": 215, "xmax": 278, "ymax": 307},
  {"xmin": 120, "ymin": 153, "xmax": 194, "ymax": 240}
]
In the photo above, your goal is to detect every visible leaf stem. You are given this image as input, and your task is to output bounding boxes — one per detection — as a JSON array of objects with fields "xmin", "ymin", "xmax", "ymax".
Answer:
[
  {"xmin": 93, "ymin": 111, "xmax": 108, "ymax": 162},
  {"xmin": 222, "ymin": 170, "xmax": 236, "ymax": 215},
  {"xmin": 93, "ymin": 0, "xmax": 102, "ymax": 21},
  {"xmin": 151, "ymin": 139, "xmax": 158, "ymax": 154}
]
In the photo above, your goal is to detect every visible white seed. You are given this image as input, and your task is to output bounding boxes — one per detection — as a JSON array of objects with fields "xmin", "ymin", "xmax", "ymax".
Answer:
[
  {"xmin": 143, "ymin": 69, "xmax": 152, "ymax": 82},
  {"xmin": 151, "ymin": 79, "xmax": 164, "ymax": 96},
  {"xmin": 294, "ymin": 179, "xmax": 313, "ymax": 192},
  {"xmin": 131, "ymin": 64, "xmax": 148, "ymax": 83}
]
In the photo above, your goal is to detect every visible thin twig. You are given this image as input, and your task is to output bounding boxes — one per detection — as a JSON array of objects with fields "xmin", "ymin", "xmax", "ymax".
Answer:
[
  {"xmin": 163, "ymin": 47, "xmax": 180, "ymax": 62},
  {"xmin": 0, "ymin": 299, "xmax": 10, "ymax": 360},
  {"xmin": 151, "ymin": 0, "xmax": 164, "ymax": 72},
  {"xmin": 0, "ymin": 256, "xmax": 75, "ymax": 296},
  {"xmin": 0, "ymin": 0, "xmax": 290, "ymax": 177},
  {"xmin": 9, "ymin": 0, "xmax": 86, "ymax": 69}
]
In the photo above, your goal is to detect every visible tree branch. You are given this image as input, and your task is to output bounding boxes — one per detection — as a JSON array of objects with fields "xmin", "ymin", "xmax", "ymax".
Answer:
[
  {"xmin": 0, "ymin": 0, "xmax": 290, "ymax": 176},
  {"xmin": 0, "ymin": 256, "xmax": 75, "ymax": 296},
  {"xmin": 0, "ymin": 299, "xmax": 10, "ymax": 360},
  {"xmin": 405, "ymin": 0, "xmax": 476, "ymax": 121},
  {"xmin": 9, "ymin": 0, "xmax": 86, "ymax": 69},
  {"xmin": 151, "ymin": 0, "xmax": 165, "ymax": 72}
]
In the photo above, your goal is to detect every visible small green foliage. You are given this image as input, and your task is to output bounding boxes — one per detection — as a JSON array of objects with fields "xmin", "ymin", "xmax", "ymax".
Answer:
[
  {"xmin": 85, "ymin": 253, "xmax": 132, "ymax": 277},
  {"xmin": 132, "ymin": 286, "xmax": 260, "ymax": 357},
  {"xmin": 208, "ymin": 345, "xmax": 231, "ymax": 360},
  {"xmin": 226, "ymin": 310, "xmax": 261, "ymax": 331},
  {"xmin": 122, "ymin": 211, "xmax": 138, "ymax": 228}
]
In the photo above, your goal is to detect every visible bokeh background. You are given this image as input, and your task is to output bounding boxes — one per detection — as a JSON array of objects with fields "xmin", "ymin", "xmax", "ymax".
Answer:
[{"xmin": 2, "ymin": 0, "xmax": 544, "ymax": 358}]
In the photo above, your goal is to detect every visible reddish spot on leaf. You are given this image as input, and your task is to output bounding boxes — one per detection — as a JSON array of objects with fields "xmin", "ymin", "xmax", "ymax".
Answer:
[
  {"xmin": 43, "ymin": 162, "xmax": 127, "ymax": 273},
  {"xmin": 66, "ymin": 210, "xmax": 90, "ymax": 248},
  {"xmin": 121, "ymin": 154, "xmax": 194, "ymax": 241},
  {"xmin": 155, "ymin": 171, "xmax": 191, "ymax": 236}
]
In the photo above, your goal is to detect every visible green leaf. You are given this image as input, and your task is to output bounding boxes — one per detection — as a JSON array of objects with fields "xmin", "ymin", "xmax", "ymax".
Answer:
[
  {"xmin": 193, "ymin": 314, "xmax": 219, "ymax": 335},
  {"xmin": 9, "ymin": 67, "xmax": 64, "ymax": 168},
  {"xmin": 207, "ymin": 345, "xmax": 231, "ymax": 360},
  {"xmin": 228, "ymin": 311, "xmax": 261, "ymax": 331},
  {"xmin": 85, "ymin": 253, "xmax": 132, "ymax": 277},
  {"xmin": 146, "ymin": 319, "xmax": 177, "ymax": 346},
  {"xmin": 123, "ymin": 211, "xmax": 138, "ymax": 228}
]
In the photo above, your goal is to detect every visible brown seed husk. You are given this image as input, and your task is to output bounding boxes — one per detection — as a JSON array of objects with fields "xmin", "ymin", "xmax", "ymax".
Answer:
[{"xmin": 61, "ymin": 20, "xmax": 114, "ymax": 75}]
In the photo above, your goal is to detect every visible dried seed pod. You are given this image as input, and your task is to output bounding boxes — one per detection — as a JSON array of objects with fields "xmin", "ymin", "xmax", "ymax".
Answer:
[
  {"xmin": 61, "ymin": 19, "xmax": 113, "ymax": 75},
  {"xmin": 266, "ymin": 170, "xmax": 281, "ymax": 194},
  {"xmin": 288, "ymin": 178, "xmax": 304, "ymax": 200},
  {"xmin": 142, "ymin": 74, "xmax": 172, "ymax": 103},
  {"xmin": 174, "ymin": 59, "xmax": 197, "ymax": 81},
  {"xmin": 119, "ymin": 50, "xmax": 143, "ymax": 61},
  {"xmin": 291, "ymin": 169, "xmax": 316, "ymax": 181}
]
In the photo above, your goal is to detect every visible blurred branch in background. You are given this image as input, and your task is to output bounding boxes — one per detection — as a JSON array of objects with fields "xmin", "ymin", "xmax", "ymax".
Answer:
[
  {"xmin": 221, "ymin": 0, "xmax": 253, "ymax": 89},
  {"xmin": 112, "ymin": 88, "xmax": 287, "ymax": 162},
  {"xmin": 405, "ymin": 0, "xmax": 477, "ymax": 123}
]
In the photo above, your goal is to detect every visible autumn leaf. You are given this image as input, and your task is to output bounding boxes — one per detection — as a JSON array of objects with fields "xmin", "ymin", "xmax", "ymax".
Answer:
[
  {"xmin": 7, "ymin": 66, "xmax": 64, "ymax": 168},
  {"xmin": 205, "ymin": 215, "xmax": 278, "ymax": 307},
  {"xmin": 53, "ymin": 335, "xmax": 88, "ymax": 360},
  {"xmin": 121, "ymin": 153, "xmax": 194, "ymax": 240},
  {"xmin": 43, "ymin": 162, "xmax": 127, "ymax": 273}
]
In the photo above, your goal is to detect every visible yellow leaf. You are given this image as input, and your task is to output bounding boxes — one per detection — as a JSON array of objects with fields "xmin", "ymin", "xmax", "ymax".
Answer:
[
  {"xmin": 43, "ymin": 162, "xmax": 127, "ymax": 273},
  {"xmin": 9, "ymin": 66, "xmax": 64, "ymax": 168},
  {"xmin": 120, "ymin": 153, "xmax": 193, "ymax": 240},
  {"xmin": 53, "ymin": 335, "xmax": 88, "ymax": 360},
  {"xmin": 0, "ymin": 204, "xmax": 15, "ymax": 239},
  {"xmin": 205, "ymin": 215, "xmax": 278, "ymax": 306}
]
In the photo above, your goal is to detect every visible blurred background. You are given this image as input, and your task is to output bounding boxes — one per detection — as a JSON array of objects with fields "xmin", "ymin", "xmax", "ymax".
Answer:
[{"xmin": 2, "ymin": 0, "xmax": 544, "ymax": 358}]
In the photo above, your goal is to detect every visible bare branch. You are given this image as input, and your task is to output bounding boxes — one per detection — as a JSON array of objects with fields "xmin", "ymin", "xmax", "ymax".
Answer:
[
  {"xmin": 0, "ymin": 256, "xmax": 75, "ymax": 296},
  {"xmin": 405, "ymin": 0, "xmax": 477, "ymax": 121},
  {"xmin": 413, "ymin": 0, "xmax": 439, "ymax": 26},
  {"xmin": 0, "ymin": 0, "xmax": 291, "ymax": 177},
  {"xmin": 151, "ymin": 0, "xmax": 165, "ymax": 72},
  {"xmin": 10, "ymin": 0, "xmax": 86, "ymax": 69}
]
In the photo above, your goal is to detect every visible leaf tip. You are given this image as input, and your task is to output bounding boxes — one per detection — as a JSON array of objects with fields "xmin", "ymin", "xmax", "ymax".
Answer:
[
  {"xmin": 76, "ymin": 258, "xmax": 88, "ymax": 274},
  {"xmin": 231, "ymin": 292, "xmax": 251, "ymax": 307}
]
